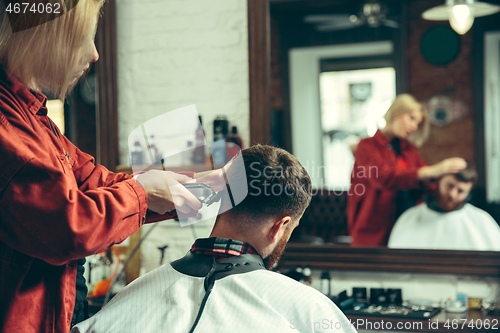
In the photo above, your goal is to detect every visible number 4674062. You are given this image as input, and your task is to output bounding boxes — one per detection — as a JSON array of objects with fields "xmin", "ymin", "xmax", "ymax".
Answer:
[{"xmin": 6, "ymin": 2, "xmax": 61, "ymax": 14}]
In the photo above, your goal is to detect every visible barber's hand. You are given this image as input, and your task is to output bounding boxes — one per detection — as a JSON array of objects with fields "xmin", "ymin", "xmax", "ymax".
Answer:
[
  {"xmin": 435, "ymin": 157, "xmax": 467, "ymax": 175},
  {"xmin": 194, "ymin": 168, "xmax": 225, "ymax": 192},
  {"xmin": 418, "ymin": 157, "xmax": 467, "ymax": 180},
  {"xmin": 134, "ymin": 170, "xmax": 202, "ymax": 215}
]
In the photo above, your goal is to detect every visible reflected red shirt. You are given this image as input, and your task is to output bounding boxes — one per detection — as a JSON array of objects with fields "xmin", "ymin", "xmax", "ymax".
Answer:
[
  {"xmin": 347, "ymin": 130, "xmax": 429, "ymax": 246},
  {"xmin": 0, "ymin": 68, "xmax": 177, "ymax": 333}
]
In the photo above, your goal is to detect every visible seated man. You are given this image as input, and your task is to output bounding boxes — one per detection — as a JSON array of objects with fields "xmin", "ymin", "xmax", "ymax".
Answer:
[
  {"xmin": 388, "ymin": 165, "xmax": 500, "ymax": 250},
  {"xmin": 73, "ymin": 145, "xmax": 356, "ymax": 333}
]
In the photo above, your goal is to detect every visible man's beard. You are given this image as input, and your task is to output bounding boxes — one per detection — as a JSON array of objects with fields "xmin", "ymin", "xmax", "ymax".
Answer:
[
  {"xmin": 437, "ymin": 196, "xmax": 463, "ymax": 212},
  {"xmin": 263, "ymin": 229, "xmax": 291, "ymax": 270}
]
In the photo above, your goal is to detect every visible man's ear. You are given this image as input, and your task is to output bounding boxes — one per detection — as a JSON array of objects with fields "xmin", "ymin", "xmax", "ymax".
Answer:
[{"xmin": 268, "ymin": 216, "xmax": 291, "ymax": 241}]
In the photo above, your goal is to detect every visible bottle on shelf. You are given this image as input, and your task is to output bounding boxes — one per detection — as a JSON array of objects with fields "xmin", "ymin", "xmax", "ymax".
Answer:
[
  {"xmin": 226, "ymin": 125, "xmax": 243, "ymax": 160},
  {"xmin": 145, "ymin": 135, "xmax": 158, "ymax": 165},
  {"xmin": 131, "ymin": 141, "xmax": 143, "ymax": 166},
  {"xmin": 302, "ymin": 265, "xmax": 312, "ymax": 285},
  {"xmin": 320, "ymin": 271, "xmax": 331, "ymax": 296},
  {"xmin": 193, "ymin": 116, "xmax": 206, "ymax": 164},
  {"xmin": 213, "ymin": 116, "xmax": 229, "ymax": 138},
  {"xmin": 212, "ymin": 126, "xmax": 226, "ymax": 166},
  {"xmin": 227, "ymin": 126, "xmax": 243, "ymax": 147}
]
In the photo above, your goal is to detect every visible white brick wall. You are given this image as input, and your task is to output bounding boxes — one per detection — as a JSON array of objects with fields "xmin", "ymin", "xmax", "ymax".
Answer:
[
  {"xmin": 111, "ymin": 0, "xmax": 249, "ymax": 276},
  {"xmin": 116, "ymin": 0, "xmax": 249, "ymax": 164}
]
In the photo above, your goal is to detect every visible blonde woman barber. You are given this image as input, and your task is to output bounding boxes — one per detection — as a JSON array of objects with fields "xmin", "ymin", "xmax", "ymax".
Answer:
[
  {"xmin": 0, "ymin": 1, "xmax": 222, "ymax": 332},
  {"xmin": 347, "ymin": 94, "xmax": 466, "ymax": 247}
]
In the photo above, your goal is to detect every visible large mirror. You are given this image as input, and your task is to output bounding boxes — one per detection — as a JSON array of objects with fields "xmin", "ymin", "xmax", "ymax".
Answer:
[{"xmin": 249, "ymin": 0, "xmax": 500, "ymax": 261}]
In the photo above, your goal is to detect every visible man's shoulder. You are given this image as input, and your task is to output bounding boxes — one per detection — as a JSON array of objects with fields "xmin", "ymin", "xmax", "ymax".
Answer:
[
  {"xmin": 397, "ymin": 202, "xmax": 427, "ymax": 220},
  {"xmin": 241, "ymin": 271, "xmax": 354, "ymax": 330},
  {"xmin": 113, "ymin": 263, "xmax": 192, "ymax": 296},
  {"xmin": 409, "ymin": 202, "xmax": 428, "ymax": 212},
  {"xmin": 390, "ymin": 203, "xmax": 429, "ymax": 233},
  {"xmin": 463, "ymin": 203, "xmax": 496, "ymax": 220}
]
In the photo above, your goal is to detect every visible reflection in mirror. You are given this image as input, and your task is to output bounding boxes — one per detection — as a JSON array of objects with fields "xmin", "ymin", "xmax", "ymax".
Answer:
[
  {"xmin": 272, "ymin": 1, "xmax": 500, "ymax": 252},
  {"xmin": 320, "ymin": 67, "xmax": 395, "ymax": 188},
  {"xmin": 289, "ymin": 41, "xmax": 394, "ymax": 188},
  {"xmin": 288, "ymin": 42, "xmax": 401, "ymax": 247},
  {"xmin": 388, "ymin": 171, "xmax": 500, "ymax": 251}
]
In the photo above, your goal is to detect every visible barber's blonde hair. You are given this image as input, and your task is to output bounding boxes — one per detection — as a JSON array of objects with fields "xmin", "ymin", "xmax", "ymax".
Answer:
[
  {"xmin": 384, "ymin": 93, "xmax": 430, "ymax": 147},
  {"xmin": 0, "ymin": 0, "xmax": 104, "ymax": 100}
]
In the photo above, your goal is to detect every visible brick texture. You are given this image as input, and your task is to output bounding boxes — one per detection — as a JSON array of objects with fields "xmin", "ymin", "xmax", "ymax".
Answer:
[
  {"xmin": 408, "ymin": 0, "xmax": 475, "ymax": 164},
  {"xmin": 114, "ymin": 0, "xmax": 249, "ymax": 269},
  {"xmin": 116, "ymin": 0, "xmax": 249, "ymax": 164}
]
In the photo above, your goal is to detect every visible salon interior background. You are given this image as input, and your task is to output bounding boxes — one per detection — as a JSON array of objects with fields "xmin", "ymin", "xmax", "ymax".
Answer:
[
  {"xmin": 268, "ymin": 0, "xmax": 500, "ymax": 222},
  {"xmin": 52, "ymin": 0, "xmax": 500, "ymax": 318},
  {"xmin": 62, "ymin": 0, "xmax": 500, "ymax": 221}
]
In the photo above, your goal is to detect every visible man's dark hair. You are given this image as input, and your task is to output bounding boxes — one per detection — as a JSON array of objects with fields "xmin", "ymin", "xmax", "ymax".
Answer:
[
  {"xmin": 454, "ymin": 163, "xmax": 478, "ymax": 186},
  {"xmin": 223, "ymin": 144, "xmax": 312, "ymax": 222}
]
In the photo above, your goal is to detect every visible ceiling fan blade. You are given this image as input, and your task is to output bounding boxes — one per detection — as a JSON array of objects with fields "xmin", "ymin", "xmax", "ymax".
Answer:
[
  {"xmin": 303, "ymin": 14, "xmax": 352, "ymax": 24},
  {"xmin": 382, "ymin": 19, "xmax": 399, "ymax": 29},
  {"xmin": 316, "ymin": 21, "xmax": 359, "ymax": 31}
]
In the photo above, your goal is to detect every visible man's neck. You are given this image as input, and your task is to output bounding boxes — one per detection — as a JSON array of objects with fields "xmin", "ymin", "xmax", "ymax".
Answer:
[
  {"xmin": 209, "ymin": 225, "xmax": 249, "ymax": 245},
  {"xmin": 210, "ymin": 216, "xmax": 267, "ymax": 258}
]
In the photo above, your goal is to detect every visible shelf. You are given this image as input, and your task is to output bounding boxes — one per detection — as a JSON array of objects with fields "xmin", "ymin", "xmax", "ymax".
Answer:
[{"xmin": 280, "ymin": 243, "xmax": 500, "ymax": 277}]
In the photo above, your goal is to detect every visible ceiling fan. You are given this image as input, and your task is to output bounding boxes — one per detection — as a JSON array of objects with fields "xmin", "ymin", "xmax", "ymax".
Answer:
[{"xmin": 304, "ymin": 1, "xmax": 399, "ymax": 32}]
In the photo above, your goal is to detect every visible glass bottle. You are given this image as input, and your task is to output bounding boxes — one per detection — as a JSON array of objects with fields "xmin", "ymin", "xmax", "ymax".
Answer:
[
  {"xmin": 212, "ymin": 126, "xmax": 226, "ymax": 165},
  {"xmin": 131, "ymin": 141, "xmax": 143, "ymax": 166},
  {"xmin": 193, "ymin": 116, "xmax": 206, "ymax": 164}
]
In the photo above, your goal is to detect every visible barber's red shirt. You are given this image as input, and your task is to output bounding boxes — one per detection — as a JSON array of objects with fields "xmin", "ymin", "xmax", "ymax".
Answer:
[
  {"xmin": 0, "ymin": 68, "xmax": 177, "ymax": 333},
  {"xmin": 347, "ymin": 130, "xmax": 429, "ymax": 246}
]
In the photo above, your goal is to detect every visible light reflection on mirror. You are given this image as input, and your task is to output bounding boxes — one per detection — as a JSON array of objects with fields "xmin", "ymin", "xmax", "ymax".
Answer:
[{"xmin": 319, "ymin": 67, "xmax": 395, "ymax": 189}]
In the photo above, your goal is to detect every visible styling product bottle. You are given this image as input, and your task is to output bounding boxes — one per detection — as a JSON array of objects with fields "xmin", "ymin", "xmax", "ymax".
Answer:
[
  {"xmin": 212, "ymin": 126, "xmax": 226, "ymax": 165},
  {"xmin": 302, "ymin": 265, "xmax": 312, "ymax": 285},
  {"xmin": 227, "ymin": 126, "xmax": 243, "ymax": 147},
  {"xmin": 213, "ymin": 116, "xmax": 229, "ymax": 138},
  {"xmin": 226, "ymin": 126, "xmax": 243, "ymax": 159},
  {"xmin": 131, "ymin": 141, "xmax": 143, "ymax": 166},
  {"xmin": 145, "ymin": 135, "xmax": 158, "ymax": 165},
  {"xmin": 193, "ymin": 116, "xmax": 206, "ymax": 164},
  {"xmin": 320, "ymin": 271, "xmax": 331, "ymax": 296}
]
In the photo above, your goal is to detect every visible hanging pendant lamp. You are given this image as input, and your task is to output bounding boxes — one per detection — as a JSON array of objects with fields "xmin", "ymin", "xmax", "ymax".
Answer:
[{"xmin": 422, "ymin": 0, "xmax": 500, "ymax": 35}]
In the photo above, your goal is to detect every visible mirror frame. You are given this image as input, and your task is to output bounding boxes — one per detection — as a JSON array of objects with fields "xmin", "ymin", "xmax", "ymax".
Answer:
[
  {"xmin": 279, "ymin": 244, "xmax": 500, "ymax": 277},
  {"xmin": 95, "ymin": 0, "xmax": 119, "ymax": 171},
  {"xmin": 248, "ymin": 0, "xmax": 272, "ymax": 145},
  {"xmin": 247, "ymin": 0, "xmax": 500, "ymax": 276}
]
